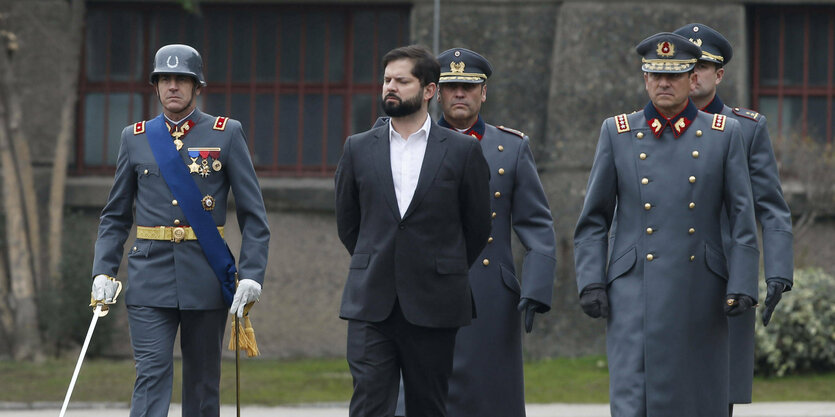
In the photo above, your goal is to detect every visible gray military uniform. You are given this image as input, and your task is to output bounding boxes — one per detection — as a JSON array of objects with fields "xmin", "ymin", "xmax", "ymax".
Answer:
[
  {"xmin": 92, "ymin": 108, "xmax": 270, "ymax": 416},
  {"xmin": 444, "ymin": 119, "xmax": 556, "ymax": 417},
  {"xmin": 574, "ymin": 100, "xmax": 759, "ymax": 417},
  {"xmin": 704, "ymin": 96, "xmax": 794, "ymax": 404}
]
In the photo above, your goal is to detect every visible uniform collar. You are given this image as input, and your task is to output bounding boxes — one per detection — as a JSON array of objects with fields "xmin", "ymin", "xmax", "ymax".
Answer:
[
  {"xmin": 700, "ymin": 94, "xmax": 725, "ymax": 115},
  {"xmin": 164, "ymin": 108, "xmax": 200, "ymax": 137},
  {"xmin": 643, "ymin": 99, "xmax": 698, "ymax": 138},
  {"xmin": 439, "ymin": 114, "xmax": 485, "ymax": 140}
]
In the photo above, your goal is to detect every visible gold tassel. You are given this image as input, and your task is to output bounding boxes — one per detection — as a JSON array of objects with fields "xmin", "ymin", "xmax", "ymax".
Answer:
[{"xmin": 228, "ymin": 302, "xmax": 260, "ymax": 357}]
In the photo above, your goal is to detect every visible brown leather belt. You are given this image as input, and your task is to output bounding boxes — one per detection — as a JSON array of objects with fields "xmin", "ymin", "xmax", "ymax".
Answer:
[{"xmin": 136, "ymin": 226, "xmax": 224, "ymax": 243}]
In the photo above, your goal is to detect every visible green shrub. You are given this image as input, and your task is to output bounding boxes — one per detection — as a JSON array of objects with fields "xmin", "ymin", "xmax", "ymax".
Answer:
[{"xmin": 754, "ymin": 267, "xmax": 835, "ymax": 376}]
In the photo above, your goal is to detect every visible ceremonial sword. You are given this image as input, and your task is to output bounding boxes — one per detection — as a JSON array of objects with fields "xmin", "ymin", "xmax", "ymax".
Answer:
[{"xmin": 59, "ymin": 280, "xmax": 122, "ymax": 417}]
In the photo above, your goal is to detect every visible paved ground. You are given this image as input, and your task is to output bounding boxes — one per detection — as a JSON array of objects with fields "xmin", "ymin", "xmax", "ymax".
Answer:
[{"xmin": 6, "ymin": 402, "xmax": 835, "ymax": 417}]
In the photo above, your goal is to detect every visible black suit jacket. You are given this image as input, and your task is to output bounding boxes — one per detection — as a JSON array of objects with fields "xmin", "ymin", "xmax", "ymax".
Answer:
[{"xmin": 335, "ymin": 119, "xmax": 492, "ymax": 328}]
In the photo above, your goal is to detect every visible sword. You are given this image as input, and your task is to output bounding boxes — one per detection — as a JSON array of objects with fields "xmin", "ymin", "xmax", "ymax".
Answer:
[{"xmin": 59, "ymin": 280, "xmax": 122, "ymax": 417}]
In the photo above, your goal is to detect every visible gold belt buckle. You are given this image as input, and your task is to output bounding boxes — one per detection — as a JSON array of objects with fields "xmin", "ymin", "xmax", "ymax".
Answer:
[{"xmin": 171, "ymin": 227, "xmax": 186, "ymax": 243}]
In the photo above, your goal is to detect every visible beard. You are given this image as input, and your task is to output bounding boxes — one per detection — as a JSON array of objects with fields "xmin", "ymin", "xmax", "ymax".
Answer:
[{"xmin": 382, "ymin": 90, "xmax": 423, "ymax": 118}]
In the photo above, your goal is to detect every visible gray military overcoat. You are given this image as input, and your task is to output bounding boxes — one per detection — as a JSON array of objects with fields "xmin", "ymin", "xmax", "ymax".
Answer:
[
  {"xmin": 574, "ymin": 100, "xmax": 760, "ymax": 417},
  {"xmin": 704, "ymin": 96, "xmax": 794, "ymax": 404},
  {"xmin": 443, "ymin": 119, "xmax": 556, "ymax": 417}
]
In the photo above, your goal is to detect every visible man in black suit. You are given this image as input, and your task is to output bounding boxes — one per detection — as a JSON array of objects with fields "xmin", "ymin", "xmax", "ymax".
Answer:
[{"xmin": 335, "ymin": 45, "xmax": 492, "ymax": 417}]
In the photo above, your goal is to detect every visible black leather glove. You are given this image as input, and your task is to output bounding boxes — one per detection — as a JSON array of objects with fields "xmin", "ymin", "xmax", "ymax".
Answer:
[
  {"xmin": 517, "ymin": 298, "xmax": 548, "ymax": 333},
  {"xmin": 579, "ymin": 284, "xmax": 609, "ymax": 319},
  {"xmin": 762, "ymin": 280, "xmax": 788, "ymax": 327},
  {"xmin": 724, "ymin": 294, "xmax": 755, "ymax": 317}
]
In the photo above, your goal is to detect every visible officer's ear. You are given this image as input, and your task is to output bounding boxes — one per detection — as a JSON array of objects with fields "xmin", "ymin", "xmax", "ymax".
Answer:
[
  {"xmin": 714, "ymin": 66, "xmax": 725, "ymax": 86},
  {"xmin": 481, "ymin": 83, "xmax": 487, "ymax": 102}
]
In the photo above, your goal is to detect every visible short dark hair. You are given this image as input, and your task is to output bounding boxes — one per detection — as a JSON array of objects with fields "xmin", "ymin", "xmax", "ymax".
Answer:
[{"xmin": 382, "ymin": 45, "xmax": 440, "ymax": 87}]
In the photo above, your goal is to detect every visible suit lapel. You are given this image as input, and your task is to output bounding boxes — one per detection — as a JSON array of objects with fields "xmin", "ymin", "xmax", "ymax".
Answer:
[
  {"xmin": 371, "ymin": 125, "xmax": 402, "ymax": 220},
  {"xmin": 403, "ymin": 123, "xmax": 448, "ymax": 219}
]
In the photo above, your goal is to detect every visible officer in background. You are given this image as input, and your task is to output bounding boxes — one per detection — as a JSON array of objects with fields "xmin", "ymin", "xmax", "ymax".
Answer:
[
  {"xmin": 574, "ymin": 33, "xmax": 758, "ymax": 416},
  {"xmin": 90, "ymin": 44, "xmax": 270, "ymax": 417},
  {"xmin": 673, "ymin": 23, "xmax": 794, "ymax": 415},
  {"xmin": 392, "ymin": 48, "xmax": 557, "ymax": 417}
]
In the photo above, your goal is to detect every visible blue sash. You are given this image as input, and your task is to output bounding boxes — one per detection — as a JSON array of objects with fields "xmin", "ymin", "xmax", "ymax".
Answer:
[{"xmin": 145, "ymin": 115, "xmax": 236, "ymax": 306}]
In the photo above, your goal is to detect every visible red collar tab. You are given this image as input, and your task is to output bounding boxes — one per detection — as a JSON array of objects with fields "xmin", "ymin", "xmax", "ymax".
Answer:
[
  {"xmin": 643, "ymin": 99, "xmax": 698, "ymax": 138},
  {"xmin": 168, "ymin": 120, "xmax": 195, "ymax": 140},
  {"xmin": 439, "ymin": 115, "xmax": 485, "ymax": 140}
]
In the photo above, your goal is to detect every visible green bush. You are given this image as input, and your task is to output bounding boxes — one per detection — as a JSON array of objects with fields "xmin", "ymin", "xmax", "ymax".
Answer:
[{"xmin": 754, "ymin": 267, "xmax": 835, "ymax": 376}]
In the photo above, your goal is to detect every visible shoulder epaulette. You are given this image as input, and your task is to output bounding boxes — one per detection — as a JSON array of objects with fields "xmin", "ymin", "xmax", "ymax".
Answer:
[
  {"xmin": 133, "ymin": 121, "xmax": 145, "ymax": 135},
  {"xmin": 213, "ymin": 116, "xmax": 228, "ymax": 131},
  {"xmin": 614, "ymin": 114, "xmax": 630, "ymax": 133},
  {"xmin": 732, "ymin": 107, "xmax": 760, "ymax": 121},
  {"xmin": 497, "ymin": 125, "xmax": 525, "ymax": 138},
  {"xmin": 712, "ymin": 114, "xmax": 726, "ymax": 131}
]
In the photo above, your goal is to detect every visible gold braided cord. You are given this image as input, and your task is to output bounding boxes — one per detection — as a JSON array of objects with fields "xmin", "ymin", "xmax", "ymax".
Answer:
[{"xmin": 701, "ymin": 50, "xmax": 725, "ymax": 62}]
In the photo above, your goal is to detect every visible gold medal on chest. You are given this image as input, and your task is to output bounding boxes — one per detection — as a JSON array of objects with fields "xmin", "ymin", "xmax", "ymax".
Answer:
[
  {"xmin": 212, "ymin": 159, "xmax": 222, "ymax": 171},
  {"xmin": 189, "ymin": 157, "xmax": 200, "ymax": 173},
  {"xmin": 201, "ymin": 195, "xmax": 216, "ymax": 211},
  {"xmin": 200, "ymin": 159, "xmax": 211, "ymax": 178}
]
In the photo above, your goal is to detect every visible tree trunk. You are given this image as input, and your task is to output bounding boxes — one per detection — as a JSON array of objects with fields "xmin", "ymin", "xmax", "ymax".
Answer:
[
  {"xmin": 0, "ymin": 71, "xmax": 43, "ymax": 361},
  {"xmin": 47, "ymin": 0, "xmax": 85, "ymax": 284}
]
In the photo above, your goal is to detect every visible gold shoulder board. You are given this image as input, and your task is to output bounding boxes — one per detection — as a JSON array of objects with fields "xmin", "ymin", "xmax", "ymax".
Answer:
[
  {"xmin": 497, "ymin": 125, "xmax": 525, "ymax": 138},
  {"xmin": 712, "ymin": 114, "xmax": 726, "ymax": 131},
  {"xmin": 614, "ymin": 114, "xmax": 630, "ymax": 133},
  {"xmin": 732, "ymin": 107, "xmax": 760, "ymax": 121},
  {"xmin": 213, "ymin": 116, "xmax": 228, "ymax": 131},
  {"xmin": 133, "ymin": 121, "xmax": 146, "ymax": 135}
]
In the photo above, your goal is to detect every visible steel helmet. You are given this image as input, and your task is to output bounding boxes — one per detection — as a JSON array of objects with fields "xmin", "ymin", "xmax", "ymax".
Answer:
[{"xmin": 149, "ymin": 44, "xmax": 207, "ymax": 87}]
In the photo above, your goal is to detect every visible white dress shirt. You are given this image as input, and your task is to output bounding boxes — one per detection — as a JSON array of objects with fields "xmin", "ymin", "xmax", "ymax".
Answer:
[{"xmin": 389, "ymin": 113, "xmax": 431, "ymax": 218}]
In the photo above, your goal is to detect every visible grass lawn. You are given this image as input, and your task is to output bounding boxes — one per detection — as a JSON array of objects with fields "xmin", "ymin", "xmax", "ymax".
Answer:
[{"xmin": 1, "ymin": 356, "xmax": 833, "ymax": 405}]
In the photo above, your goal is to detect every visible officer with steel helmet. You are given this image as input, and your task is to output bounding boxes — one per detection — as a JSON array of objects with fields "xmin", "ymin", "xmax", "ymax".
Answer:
[
  {"xmin": 673, "ymin": 23, "xmax": 794, "ymax": 416},
  {"xmin": 574, "ymin": 32, "xmax": 758, "ymax": 416},
  {"xmin": 90, "ymin": 44, "xmax": 269, "ymax": 417}
]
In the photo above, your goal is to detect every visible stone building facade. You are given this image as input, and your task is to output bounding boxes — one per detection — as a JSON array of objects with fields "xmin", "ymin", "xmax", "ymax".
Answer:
[{"xmin": 1, "ymin": 0, "xmax": 831, "ymax": 358}]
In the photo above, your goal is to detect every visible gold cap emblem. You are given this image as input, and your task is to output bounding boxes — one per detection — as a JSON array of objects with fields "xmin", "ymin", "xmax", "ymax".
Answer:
[
  {"xmin": 450, "ymin": 61, "xmax": 465, "ymax": 74},
  {"xmin": 657, "ymin": 41, "xmax": 675, "ymax": 57}
]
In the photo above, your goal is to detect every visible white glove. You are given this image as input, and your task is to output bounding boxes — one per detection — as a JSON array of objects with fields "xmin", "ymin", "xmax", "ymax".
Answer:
[
  {"xmin": 92, "ymin": 274, "xmax": 119, "ymax": 303},
  {"xmin": 230, "ymin": 279, "xmax": 261, "ymax": 318}
]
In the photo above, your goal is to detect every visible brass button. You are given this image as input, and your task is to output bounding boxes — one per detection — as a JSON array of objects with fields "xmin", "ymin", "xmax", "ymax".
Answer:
[
  {"xmin": 639, "ymin": 153, "xmax": 647, "ymax": 160},
  {"xmin": 641, "ymin": 177, "xmax": 649, "ymax": 185},
  {"xmin": 637, "ymin": 132, "xmax": 644, "ymax": 139},
  {"xmin": 689, "ymin": 176, "xmax": 696, "ymax": 184},
  {"xmin": 482, "ymin": 259, "xmax": 490, "ymax": 266},
  {"xmin": 689, "ymin": 202, "xmax": 695, "ymax": 209},
  {"xmin": 696, "ymin": 130, "xmax": 703, "ymax": 137},
  {"xmin": 498, "ymin": 145, "xmax": 504, "ymax": 152},
  {"xmin": 492, "ymin": 212, "xmax": 497, "ymax": 219},
  {"xmin": 174, "ymin": 219, "xmax": 180, "ymax": 226},
  {"xmin": 646, "ymin": 253, "xmax": 654, "ymax": 261},
  {"xmin": 143, "ymin": 169, "xmax": 149, "ymax": 175},
  {"xmin": 644, "ymin": 203, "xmax": 652, "ymax": 210},
  {"xmin": 646, "ymin": 227, "xmax": 654, "ymax": 235},
  {"xmin": 690, "ymin": 255, "xmax": 695, "ymax": 261},
  {"xmin": 498, "ymin": 168, "xmax": 505, "ymax": 175},
  {"xmin": 494, "ymin": 191, "xmax": 501, "ymax": 198},
  {"xmin": 487, "ymin": 236, "xmax": 494, "ymax": 243},
  {"xmin": 689, "ymin": 228, "xmax": 695, "ymax": 234},
  {"xmin": 172, "ymin": 199, "xmax": 178, "ymax": 206},
  {"xmin": 132, "ymin": 246, "xmax": 137, "ymax": 251},
  {"xmin": 692, "ymin": 150, "xmax": 699, "ymax": 158}
]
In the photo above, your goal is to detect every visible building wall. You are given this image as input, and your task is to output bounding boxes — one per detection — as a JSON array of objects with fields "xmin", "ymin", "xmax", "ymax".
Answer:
[{"xmin": 1, "ymin": 0, "xmax": 829, "ymax": 359}]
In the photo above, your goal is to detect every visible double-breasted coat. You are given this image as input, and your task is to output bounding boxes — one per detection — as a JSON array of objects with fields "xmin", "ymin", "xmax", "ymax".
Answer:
[
  {"xmin": 440, "ymin": 118, "xmax": 557, "ymax": 417},
  {"xmin": 703, "ymin": 96, "xmax": 794, "ymax": 404},
  {"xmin": 574, "ymin": 100, "xmax": 760, "ymax": 417}
]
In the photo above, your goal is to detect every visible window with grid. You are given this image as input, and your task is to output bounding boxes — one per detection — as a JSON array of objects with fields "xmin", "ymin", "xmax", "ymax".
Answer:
[
  {"xmin": 752, "ymin": 6, "xmax": 835, "ymax": 143},
  {"xmin": 77, "ymin": 3, "xmax": 410, "ymax": 176}
]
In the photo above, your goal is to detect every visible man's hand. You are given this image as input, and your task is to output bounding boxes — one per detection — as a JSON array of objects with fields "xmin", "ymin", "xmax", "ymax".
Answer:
[
  {"xmin": 724, "ymin": 294, "xmax": 755, "ymax": 317},
  {"xmin": 579, "ymin": 284, "xmax": 609, "ymax": 319},
  {"xmin": 517, "ymin": 298, "xmax": 548, "ymax": 333},
  {"xmin": 92, "ymin": 274, "xmax": 120, "ymax": 303},
  {"xmin": 230, "ymin": 279, "xmax": 262, "ymax": 318},
  {"xmin": 762, "ymin": 280, "xmax": 788, "ymax": 326}
]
